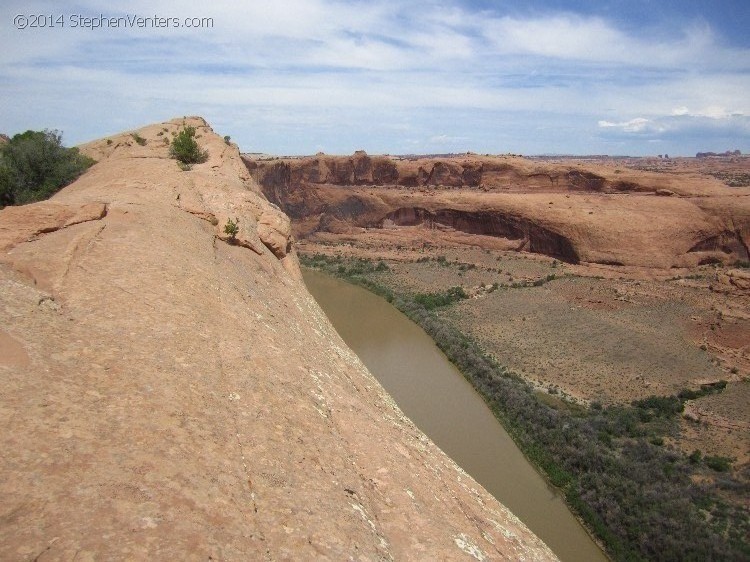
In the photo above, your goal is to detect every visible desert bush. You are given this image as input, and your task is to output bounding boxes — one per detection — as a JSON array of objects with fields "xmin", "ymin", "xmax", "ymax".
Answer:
[
  {"xmin": 632, "ymin": 395, "xmax": 684, "ymax": 418},
  {"xmin": 706, "ymin": 455, "xmax": 732, "ymax": 472},
  {"xmin": 375, "ymin": 260, "xmax": 389, "ymax": 272},
  {"xmin": 131, "ymin": 133, "xmax": 147, "ymax": 146},
  {"xmin": 223, "ymin": 217, "xmax": 239, "ymax": 241},
  {"xmin": 0, "ymin": 129, "xmax": 95, "ymax": 207},
  {"xmin": 169, "ymin": 125, "xmax": 208, "ymax": 165},
  {"xmin": 413, "ymin": 286, "xmax": 467, "ymax": 309}
]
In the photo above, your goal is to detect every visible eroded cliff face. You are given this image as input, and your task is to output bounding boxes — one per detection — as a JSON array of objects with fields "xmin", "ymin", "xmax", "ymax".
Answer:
[
  {"xmin": 246, "ymin": 153, "xmax": 750, "ymax": 269},
  {"xmin": 0, "ymin": 118, "xmax": 556, "ymax": 560}
]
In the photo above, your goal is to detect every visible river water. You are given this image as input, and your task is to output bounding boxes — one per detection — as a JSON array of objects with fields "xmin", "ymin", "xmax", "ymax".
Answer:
[{"xmin": 303, "ymin": 269, "xmax": 608, "ymax": 562}]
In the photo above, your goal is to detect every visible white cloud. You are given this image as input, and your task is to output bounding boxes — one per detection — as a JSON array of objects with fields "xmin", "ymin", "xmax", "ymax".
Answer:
[
  {"xmin": 598, "ymin": 118, "xmax": 653, "ymax": 133},
  {"xmin": 480, "ymin": 14, "xmax": 744, "ymax": 69},
  {"xmin": 429, "ymin": 134, "xmax": 469, "ymax": 144},
  {"xmin": 671, "ymin": 106, "xmax": 744, "ymax": 119},
  {"xmin": 597, "ymin": 109, "xmax": 750, "ymax": 148}
]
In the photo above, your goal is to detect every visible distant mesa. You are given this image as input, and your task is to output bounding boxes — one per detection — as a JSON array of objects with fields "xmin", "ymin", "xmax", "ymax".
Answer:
[{"xmin": 696, "ymin": 150, "xmax": 742, "ymax": 158}]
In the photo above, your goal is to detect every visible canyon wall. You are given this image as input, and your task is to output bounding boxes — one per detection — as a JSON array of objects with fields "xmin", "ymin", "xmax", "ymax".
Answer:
[{"xmin": 246, "ymin": 153, "xmax": 750, "ymax": 269}]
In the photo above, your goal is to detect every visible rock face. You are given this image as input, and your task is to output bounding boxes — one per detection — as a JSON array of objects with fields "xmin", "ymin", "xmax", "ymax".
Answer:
[
  {"xmin": 0, "ymin": 119, "xmax": 556, "ymax": 560},
  {"xmin": 712, "ymin": 268, "xmax": 750, "ymax": 295},
  {"xmin": 246, "ymin": 153, "xmax": 750, "ymax": 269}
]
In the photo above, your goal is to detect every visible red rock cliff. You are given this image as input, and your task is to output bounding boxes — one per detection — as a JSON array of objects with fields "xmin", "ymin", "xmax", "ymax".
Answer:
[
  {"xmin": 0, "ymin": 119, "xmax": 556, "ymax": 560},
  {"xmin": 246, "ymin": 152, "xmax": 750, "ymax": 269}
]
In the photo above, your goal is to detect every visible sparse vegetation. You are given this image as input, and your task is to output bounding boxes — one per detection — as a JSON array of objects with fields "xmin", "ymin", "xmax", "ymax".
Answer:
[
  {"xmin": 169, "ymin": 125, "xmax": 208, "ymax": 165},
  {"xmin": 223, "ymin": 217, "xmax": 239, "ymax": 241},
  {"xmin": 709, "ymin": 171, "xmax": 750, "ymax": 187},
  {"xmin": 706, "ymin": 455, "xmax": 733, "ymax": 472},
  {"xmin": 0, "ymin": 129, "xmax": 95, "ymax": 207},
  {"xmin": 413, "ymin": 286, "xmax": 467, "ymax": 309},
  {"xmin": 131, "ymin": 133, "xmax": 147, "ymax": 146}
]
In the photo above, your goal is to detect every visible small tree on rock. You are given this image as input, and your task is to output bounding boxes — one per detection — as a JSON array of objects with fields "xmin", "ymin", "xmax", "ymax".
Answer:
[
  {"xmin": 169, "ymin": 126, "xmax": 208, "ymax": 165},
  {"xmin": 0, "ymin": 129, "xmax": 95, "ymax": 207}
]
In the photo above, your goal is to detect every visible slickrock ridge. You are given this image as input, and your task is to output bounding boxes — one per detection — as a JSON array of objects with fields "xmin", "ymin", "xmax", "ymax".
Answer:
[
  {"xmin": 246, "ymin": 152, "xmax": 750, "ymax": 269},
  {"xmin": 0, "ymin": 118, "xmax": 556, "ymax": 560}
]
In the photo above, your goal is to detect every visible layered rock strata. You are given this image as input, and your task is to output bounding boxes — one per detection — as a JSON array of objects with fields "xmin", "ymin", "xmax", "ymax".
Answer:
[{"xmin": 246, "ymin": 152, "xmax": 750, "ymax": 269}]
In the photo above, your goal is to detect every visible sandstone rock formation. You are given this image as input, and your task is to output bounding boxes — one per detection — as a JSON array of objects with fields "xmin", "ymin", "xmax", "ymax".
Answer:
[
  {"xmin": 0, "ymin": 118, "xmax": 556, "ymax": 560},
  {"xmin": 712, "ymin": 268, "xmax": 750, "ymax": 295},
  {"xmin": 246, "ymin": 153, "xmax": 750, "ymax": 269}
]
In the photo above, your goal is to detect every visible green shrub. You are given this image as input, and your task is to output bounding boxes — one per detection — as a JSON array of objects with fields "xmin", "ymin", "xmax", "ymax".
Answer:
[
  {"xmin": 632, "ymin": 395, "xmax": 684, "ymax": 418},
  {"xmin": 169, "ymin": 125, "xmax": 208, "ymax": 165},
  {"xmin": 224, "ymin": 135, "xmax": 231, "ymax": 145},
  {"xmin": 706, "ymin": 455, "xmax": 732, "ymax": 472},
  {"xmin": 131, "ymin": 133, "xmax": 146, "ymax": 146},
  {"xmin": 223, "ymin": 217, "xmax": 239, "ymax": 241},
  {"xmin": 413, "ymin": 286, "xmax": 467, "ymax": 309},
  {"xmin": 0, "ymin": 129, "xmax": 95, "ymax": 207}
]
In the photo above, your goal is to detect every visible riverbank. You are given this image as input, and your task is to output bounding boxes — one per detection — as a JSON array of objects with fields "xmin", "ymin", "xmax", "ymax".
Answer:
[
  {"xmin": 301, "ymin": 252, "xmax": 749, "ymax": 562},
  {"xmin": 303, "ymin": 268, "xmax": 607, "ymax": 562}
]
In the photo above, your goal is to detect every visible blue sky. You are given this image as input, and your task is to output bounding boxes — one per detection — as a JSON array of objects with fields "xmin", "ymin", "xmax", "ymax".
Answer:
[{"xmin": 1, "ymin": 1, "xmax": 748, "ymax": 155}]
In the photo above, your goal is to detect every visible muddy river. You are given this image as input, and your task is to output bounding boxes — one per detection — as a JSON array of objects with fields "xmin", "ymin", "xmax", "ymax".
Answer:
[{"xmin": 303, "ymin": 269, "xmax": 607, "ymax": 562}]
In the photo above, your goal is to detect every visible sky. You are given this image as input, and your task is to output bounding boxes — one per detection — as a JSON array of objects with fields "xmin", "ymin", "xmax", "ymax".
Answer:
[{"xmin": 1, "ymin": 0, "xmax": 749, "ymax": 156}]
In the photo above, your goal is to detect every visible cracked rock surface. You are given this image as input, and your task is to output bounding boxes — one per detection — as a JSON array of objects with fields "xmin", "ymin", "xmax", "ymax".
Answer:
[{"xmin": 0, "ymin": 117, "xmax": 556, "ymax": 561}]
